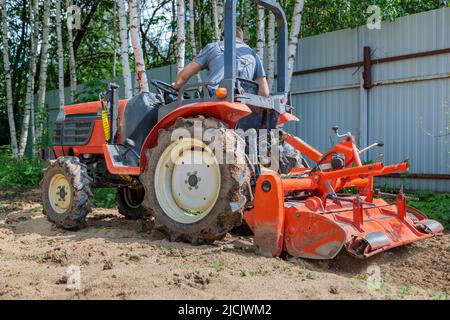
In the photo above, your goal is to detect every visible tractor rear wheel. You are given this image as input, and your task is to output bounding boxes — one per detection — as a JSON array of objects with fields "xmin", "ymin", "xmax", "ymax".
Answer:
[
  {"xmin": 116, "ymin": 186, "xmax": 149, "ymax": 220},
  {"xmin": 141, "ymin": 117, "xmax": 251, "ymax": 245},
  {"xmin": 41, "ymin": 157, "xmax": 93, "ymax": 230}
]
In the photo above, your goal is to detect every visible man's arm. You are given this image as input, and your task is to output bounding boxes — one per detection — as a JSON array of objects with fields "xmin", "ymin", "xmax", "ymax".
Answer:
[
  {"xmin": 172, "ymin": 61, "xmax": 202, "ymax": 90},
  {"xmin": 256, "ymin": 76, "xmax": 270, "ymax": 97}
]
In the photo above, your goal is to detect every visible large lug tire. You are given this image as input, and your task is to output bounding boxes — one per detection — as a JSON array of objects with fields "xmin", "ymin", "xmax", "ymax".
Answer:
[
  {"xmin": 116, "ymin": 186, "xmax": 149, "ymax": 220},
  {"xmin": 41, "ymin": 156, "xmax": 93, "ymax": 230},
  {"xmin": 141, "ymin": 117, "xmax": 251, "ymax": 245}
]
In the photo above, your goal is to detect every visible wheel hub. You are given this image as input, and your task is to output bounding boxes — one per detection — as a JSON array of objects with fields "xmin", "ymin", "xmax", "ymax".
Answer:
[
  {"xmin": 48, "ymin": 174, "xmax": 72, "ymax": 214},
  {"xmin": 58, "ymin": 186, "xmax": 67, "ymax": 201},
  {"xmin": 187, "ymin": 174, "xmax": 199, "ymax": 188}
]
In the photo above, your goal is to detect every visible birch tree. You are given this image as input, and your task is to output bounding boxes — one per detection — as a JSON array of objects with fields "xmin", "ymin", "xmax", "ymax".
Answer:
[
  {"xmin": 128, "ymin": 0, "xmax": 149, "ymax": 92},
  {"xmin": 287, "ymin": 0, "xmax": 305, "ymax": 90},
  {"xmin": 242, "ymin": 1, "xmax": 250, "ymax": 42},
  {"xmin": 112, "ymin": 1, "xmax": 117, "ymax": 79},
  {"xmin": 133, "ymin": 0, "xmax": 142, "ymax": 94},
  {"xmin": 66, "ymin": 0, "xmax": 77, "ymax": 102},
  {"xmin": 1, "ymin": 0, "xmax": 18, "ymax": 159},
  {"xmin": 266, "ymin": 12, "xmax": 275, "ymax": 92},
  {"xmin": 188, "ymin": 0, "xmax": 201, "ymax": 82},
  {"xmin": 176, "ymin": 0, "xmax": 185, "ymax": 73},
  {"xmin": 217, "ymin": 0, "xmax": 224, "ymax": 31},
  {"xmin": 256, "ymin": 6, "xmax": 265, "ymax": 58},
  {"xmin": 34, "ymin": 0, "xmax": 51, "ymax": 155},
  {"xmin": 117, "ymin": 0, "xmax": 132, "ymax": 99},
  {"xmin": 18, "ymin": 0, "xmax": 40, "ymax": 156},
  {"xmin": 212, "ymin": 0, "xmax": 220, "ymax": 41},
  {"xmin": 56, "ymin": 0, "xmax": 65, "ymax": 108}
]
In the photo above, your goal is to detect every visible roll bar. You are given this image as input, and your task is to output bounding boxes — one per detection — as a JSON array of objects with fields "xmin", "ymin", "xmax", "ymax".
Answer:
[{"xmin": 223, "ymin": 0, "xmax": 288, "ymax": 94}]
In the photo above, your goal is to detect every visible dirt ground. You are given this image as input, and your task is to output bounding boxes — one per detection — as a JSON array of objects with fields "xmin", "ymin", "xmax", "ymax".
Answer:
[{"xmin": 0, "ymin": 190, "xmax": 449, "ymax": 300}]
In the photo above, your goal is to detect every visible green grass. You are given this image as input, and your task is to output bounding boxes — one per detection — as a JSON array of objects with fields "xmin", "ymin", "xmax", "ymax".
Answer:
[
  {"xmin": 400, "ymin": 284, "xmax": 412, "ymax": 296},
  {"xmin": 0, "ymin": 201, "xmax": 5, "ymax": 214},
  {"xmin": 92, "ymin": 188, "xmax": 117, "ymax": 208},
  {"xmin": 0, "ymin": 146, "xmax": 43, "ymax": 189},
  {"xmin": 211, "ymin": 260, "xmax": 222, "ymax": 270},
  {"xmin": 427, "ymin": 289, "xmax": 449, "ymax": 300}
]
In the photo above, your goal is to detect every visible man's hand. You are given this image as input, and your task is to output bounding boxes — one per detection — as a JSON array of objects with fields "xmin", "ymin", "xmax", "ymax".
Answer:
[{"xmin": 172, "ymin": 82, "xmax": 181, "ymax": 90}]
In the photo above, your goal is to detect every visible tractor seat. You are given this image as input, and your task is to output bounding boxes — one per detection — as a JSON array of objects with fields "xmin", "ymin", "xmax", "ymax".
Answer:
[
  {"xmin": 237, "ymin": 78, "xmax": 259, "ymax": 95},
  {"xmin": 122, "ymin": 92, "xmax": 159, "ymax": 154}
]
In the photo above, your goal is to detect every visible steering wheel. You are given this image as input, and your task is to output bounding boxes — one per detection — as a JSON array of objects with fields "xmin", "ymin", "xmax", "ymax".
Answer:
[{"xmin": 151, "ymin": 80, "xmax": 179, "ymax": 97}]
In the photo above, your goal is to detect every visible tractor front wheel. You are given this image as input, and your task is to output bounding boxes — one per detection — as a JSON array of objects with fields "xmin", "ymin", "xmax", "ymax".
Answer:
[
  {"xmin": 141, "ymin": 117, "xmax": 250, "ymax": 245},
  {"xmin": 41, "ymin": 157, "xmax": 93, "ymax": 230}
]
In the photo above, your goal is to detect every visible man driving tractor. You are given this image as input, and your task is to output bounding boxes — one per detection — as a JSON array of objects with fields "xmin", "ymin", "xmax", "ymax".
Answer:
[{"xmin": 172, "ymin": 27, "xmax": 270, "ymax": 97}]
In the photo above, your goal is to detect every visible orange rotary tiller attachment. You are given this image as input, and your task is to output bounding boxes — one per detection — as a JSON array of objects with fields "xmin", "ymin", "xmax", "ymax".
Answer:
[
  {"xmin": 245, "ymin": 132, "xmax": 444, "ymax": 260},
  {"xmin": 247, "ymin": 173, "xmax": 444, "ymax": 259}
]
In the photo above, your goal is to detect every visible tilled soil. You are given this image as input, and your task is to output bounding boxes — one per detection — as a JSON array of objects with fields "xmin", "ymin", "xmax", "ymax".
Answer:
[{"xmin": 0, "ymin": 190, "xmax": 448, "ymax": 300}]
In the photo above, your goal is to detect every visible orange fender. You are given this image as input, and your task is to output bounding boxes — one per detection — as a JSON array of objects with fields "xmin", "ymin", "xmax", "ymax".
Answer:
[{"xmin": 139, "ymin": 101, "xmax": 252, "ymax": 170}]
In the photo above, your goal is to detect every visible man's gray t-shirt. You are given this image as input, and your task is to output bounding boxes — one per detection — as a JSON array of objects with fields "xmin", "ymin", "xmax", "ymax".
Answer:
[{"xmin": 194, "ymin": 41, "xmax": 266, "ymax": 85}]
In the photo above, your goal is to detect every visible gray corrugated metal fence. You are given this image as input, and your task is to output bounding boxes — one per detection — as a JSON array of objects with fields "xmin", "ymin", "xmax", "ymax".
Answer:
[
  {"xmin": 288, "ymin": 7, "xmax": 450, "ymax": 192},
  {"xmin": 45, "ymin": 7, "xmax": 450, "ymax": 192}
]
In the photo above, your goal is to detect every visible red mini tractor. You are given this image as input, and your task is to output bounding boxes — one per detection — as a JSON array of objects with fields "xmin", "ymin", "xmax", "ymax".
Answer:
[{"xmin": 42, "ymin": 0, "xmax": 443, "ymax": 259}]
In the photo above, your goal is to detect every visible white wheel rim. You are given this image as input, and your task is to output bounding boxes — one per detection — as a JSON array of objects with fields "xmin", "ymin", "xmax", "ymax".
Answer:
[
  {"xmin": 155, "ymin": 138, "xmax": 221, "ymax": 224},
  {"xmin": 49, "ymin": 174, "xmax": 72, "ymax": 214}
]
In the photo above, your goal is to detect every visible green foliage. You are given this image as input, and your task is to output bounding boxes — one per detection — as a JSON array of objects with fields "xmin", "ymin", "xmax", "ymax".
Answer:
[
  {"xmin": 0, "ymin": 146, "xmax": 43, "ymax": 189},
  {"xmin": 35, "ymin": 108, "xmax": 52, "ymax": 150},
  {"xmin": 300, "ymin": 0, "xmax": 446, "ymax": 37},
  {"xmin": 408, "ymin": 192, "xmax": 450, "ymax": 229},
  {"xmin": 137, "ymin": 219, "xmax": 148, "ymax": 233},
  {"xmin": 92, "ymin": 188, "xmax": 117, "ymax": 209},
  {"xmin": 75, "ymin": 80, "xmax": 109, "ymax": 104}
]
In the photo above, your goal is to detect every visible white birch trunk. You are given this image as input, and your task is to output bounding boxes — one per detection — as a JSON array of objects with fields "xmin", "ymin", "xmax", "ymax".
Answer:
[
  {"xmin": 18, "ymin": 0, "xmax": 40, "ymax": 157},
  {"xmin": 1, "ymin": 0, "xmax": 18, "ymax": 159},
  {"xmin": 176, "ymin": 0, "xmax": 185, "ymax": 73},
  {"xmin": 287, "ymin": 0, "xmax": 305, "ymax": 90},
  {"xmin": 66, "ymin": 0, "xmax": 77, "ymax": 103},
  {"xmin": 217, "ymin": 0, "xmax": 224, "ymax": 31},
  {"xmin": 117, "ymin": 0, "xmax": 133, "ymax": 99},
  {"xmin": 133, "ymin": 0, "xmax": 142, "ymax": 95},
  {"xmin": 34, "ymin": 0, "xmax": 51, "ymax": 156},
  {"xmin": 189, "ymin": 0, "xmax": 201, "ymax": 82},
  {"xmin": 56, "ymin": 0, "xmax": 65, "ymax": 108},
  {"xmin": 256, "ymin": 6, "xmax": 265, "ymax": 58},
  {"xmin": 242, "ymin": 1, "xmax": 250, "ymax": 43},
  {"xmin": 128, "ymin": 0, "xmax": 149, "ymax": 92},
  {"xmin": 267, "ymin": 12, "xmax": 275, "ymax": 92},
  {"xmin": 112, "ymin": 1, "xmax": 117, "ymax": 79},
  {"xmin": 212, "ymin": 0, "xmax": 220, "ymax": 41}
]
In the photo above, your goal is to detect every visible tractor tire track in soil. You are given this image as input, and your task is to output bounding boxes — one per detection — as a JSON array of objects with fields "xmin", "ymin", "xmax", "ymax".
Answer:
[{"xmin": 0, "ymin": 190, "xmax": 448, "ymax": 300}]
